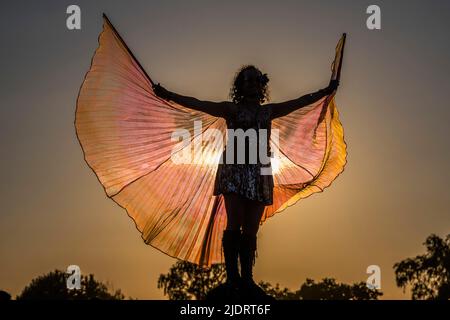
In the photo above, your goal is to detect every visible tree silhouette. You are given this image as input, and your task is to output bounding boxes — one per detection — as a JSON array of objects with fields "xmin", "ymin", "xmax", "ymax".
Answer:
[
  {"xmin": 258, "ymin": 281, "xmax": 298, "ymax": 300},
  {"xmin": 0, "ymin": 290, "xmax": 11, "ymax": 301},
  {"xmin": 17, "ymin": 269, "xmax": 125, "ymax": 300},
  {"xmin": 158, "ymin": 261, "xmax": 382, "ymax": 300},
  {"xmin": 259, "ymin": 278, "xmax": 382, "ymax": 300},
  {"xmin": 158, "ymin": 261, "xmax": 225, "ymax": 300},
  {"xmin": 394, "ymin": 233, "xmax": 450, "ymax": 300},
  {"xmin": 296, "ymin": 278, "xmax": 382, "ymax": 300}
]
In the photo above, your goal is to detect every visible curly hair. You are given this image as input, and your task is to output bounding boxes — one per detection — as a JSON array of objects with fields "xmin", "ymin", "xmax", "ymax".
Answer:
[{"xmin": 229, "ymin": 65, "xmax": 270, "ymax": 104}]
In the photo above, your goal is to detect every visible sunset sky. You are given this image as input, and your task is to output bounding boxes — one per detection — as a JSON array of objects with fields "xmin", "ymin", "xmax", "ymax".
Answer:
[{"xmin": 1, "ymin": 0, "xmax": 449, "ymax": 299}]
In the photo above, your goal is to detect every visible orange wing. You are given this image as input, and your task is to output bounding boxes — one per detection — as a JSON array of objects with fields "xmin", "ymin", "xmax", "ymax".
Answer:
[{"xmin": 264, "ymin": 34, "xmax": 347, "ymax": 221}]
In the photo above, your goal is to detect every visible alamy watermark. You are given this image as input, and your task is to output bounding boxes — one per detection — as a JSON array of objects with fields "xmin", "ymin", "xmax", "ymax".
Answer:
[
  {"xmin": 66, "ymin": 265, "xmax": 81, "ymax": 290},
  {"xmin": 170, "ymin": 121, "xmax": 280, "ymax": 176},
  {"xmin": 66, "ymin": 5, "xmax": 81, "ymax": 30},
  {"xmin": 366, "ymin": 265, "xmax": 381, "ymax": 290},
  {"xmin": 366, "ymin": 5, "xmax": 381, "ymax": 30}
]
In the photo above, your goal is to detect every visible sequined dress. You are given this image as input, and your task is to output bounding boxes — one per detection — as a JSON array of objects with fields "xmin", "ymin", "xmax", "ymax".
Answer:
[{"xmin": 213, "ymin": 104, "xmax": 275, "ymax": 205}]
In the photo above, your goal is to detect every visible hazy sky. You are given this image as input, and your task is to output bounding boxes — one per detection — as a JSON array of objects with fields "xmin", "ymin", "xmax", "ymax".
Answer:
[{"xmin": 1, "ymin": 0, "xmax": 449, "ymax": 299}]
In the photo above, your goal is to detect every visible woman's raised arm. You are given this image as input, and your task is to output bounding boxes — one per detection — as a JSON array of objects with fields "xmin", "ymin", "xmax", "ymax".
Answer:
[
  {"xmin": 152, "ymin": 83, "xmax": 235, "ymax": 118},
  {"xmin": 267, "ymin": 80, "xmax": 339, "ymax": 119}
]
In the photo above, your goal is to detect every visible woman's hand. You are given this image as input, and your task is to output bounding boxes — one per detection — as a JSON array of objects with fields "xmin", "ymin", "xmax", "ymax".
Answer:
[
  {"xmin": 152, "ymin": 82, "xmax": 172, "ymax": 100},
  {"xmin": 325, "ymin": 79, "xmax": 340, "ymax": 94}
]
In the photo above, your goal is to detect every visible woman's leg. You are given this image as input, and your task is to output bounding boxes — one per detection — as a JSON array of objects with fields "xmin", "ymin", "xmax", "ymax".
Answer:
[
  {"xmin": 222, "ymin": 193, "xmax": 246, "ymax": 287},
  {"xmin": 223, "ymin": 193, "xmax": 245, "ymax": 230},
  {"xmin": 240, "ymin": 199, "xmax": 266, "ymax": 289},
  {"xmin": 242, "ymin": 199, "xmax": 265, "ymax": 236}
]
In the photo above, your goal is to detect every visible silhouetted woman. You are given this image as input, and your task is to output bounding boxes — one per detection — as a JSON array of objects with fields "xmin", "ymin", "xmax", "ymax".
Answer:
[{"xmin": 153, "ymin": 66, "xmax": 339, "ymax": 296}]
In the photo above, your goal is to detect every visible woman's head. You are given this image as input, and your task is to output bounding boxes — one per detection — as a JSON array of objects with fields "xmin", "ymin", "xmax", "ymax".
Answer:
[{"xmin": 229, "ymin": 65, "xmax": 270, "ymax": 105}]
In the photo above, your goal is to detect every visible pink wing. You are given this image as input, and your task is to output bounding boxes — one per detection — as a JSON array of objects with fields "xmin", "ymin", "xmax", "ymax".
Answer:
[
  {"xmin": 264, "ymin": 34, "xmax": 347, "ymax": 222},
  {"xmin": 75, "ymin": 15, "xmax": 346, "ymax": 266}
]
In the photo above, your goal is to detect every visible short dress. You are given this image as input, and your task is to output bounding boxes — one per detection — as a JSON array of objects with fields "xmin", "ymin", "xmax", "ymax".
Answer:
[{"xmin": 213, "ymin": 104, "xmax": 275, "ymax": 205}]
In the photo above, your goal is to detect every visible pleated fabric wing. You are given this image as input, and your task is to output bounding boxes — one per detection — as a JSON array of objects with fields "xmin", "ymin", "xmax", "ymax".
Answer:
[
  {"xmin": 263, "ymin": 34, "xmax": 347, "ymax": 221},
  {"xmin": 75, "ymin": 15, "xmax": 347, "ymax": 266}
]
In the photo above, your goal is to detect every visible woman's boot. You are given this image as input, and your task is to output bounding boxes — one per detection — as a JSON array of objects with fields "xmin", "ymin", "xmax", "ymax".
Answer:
[
  {"xmin": 222, "ymin": 229, "xmax": 241, "ymax": 289},
  {"xmin": 239, "ymin": 232, "xmax": 267, "ymax": 299}
]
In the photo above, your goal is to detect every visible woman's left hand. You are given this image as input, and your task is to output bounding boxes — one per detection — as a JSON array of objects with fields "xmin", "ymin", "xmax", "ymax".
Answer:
[
  {"xmin": 152, "ymin": 82, "xmax": 172, "ymax": 100},
  {"xmin": 327, "ymin": 79, "xmax": 340, "ymax": 92}
]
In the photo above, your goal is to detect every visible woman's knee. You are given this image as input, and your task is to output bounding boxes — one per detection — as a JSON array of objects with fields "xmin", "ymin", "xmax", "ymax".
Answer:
[
  {"xmin": 224, "ymin": 193, "xmax": 245, "ymax": 230},
  {"xmin": 242, "ymin": 201, "xmax": 265, "ymax": 235},
  {"xmin": 242, "ymin": 225, "xmax": 258, "ymax": 236},
  {"xmin": 242, "ymin": 214, "xmax": 262, "ymax": 234},
  {"xmin": 226, "ymin": 218, "xmax": 242, "ymax": 231}
]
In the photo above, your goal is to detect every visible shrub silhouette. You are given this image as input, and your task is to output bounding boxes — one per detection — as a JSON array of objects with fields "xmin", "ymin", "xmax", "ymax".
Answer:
[{"xmin": 17, "ymin": 269, "xmax": 124, "ymax": 300}]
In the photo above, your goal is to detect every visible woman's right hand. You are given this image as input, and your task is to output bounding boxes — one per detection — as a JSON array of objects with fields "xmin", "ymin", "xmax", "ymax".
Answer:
[
  {"xmin": 152, "ymin": 82, "xmax": 172, "ymax": 100},
  {"xmin": 326, "ymin": 79, "xmax": 340, "ymax": 93}
]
